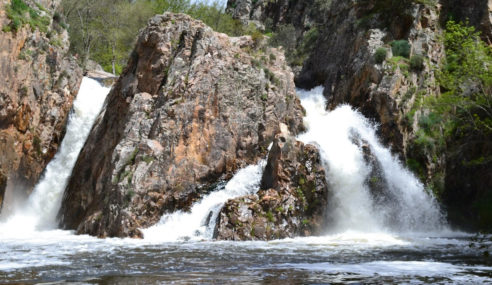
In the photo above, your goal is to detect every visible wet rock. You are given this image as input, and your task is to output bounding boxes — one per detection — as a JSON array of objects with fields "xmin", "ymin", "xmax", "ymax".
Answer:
[
  {"xmin": 85, "ymin": 70, "xmax": 118, "ymax": 87},
  {"xmin": 214, "ymin": 130, "xmax": 330, "ymax": 240},
  {"xmin": 0, "ymin": 170, "xmax": 6, "ymax": 212},
  {"xmin": 0, "ymin": 0, "xmax": 83, "ymax": 213},
  {"xmin": 59, "ymin": 13, "xmax": 304, "ymax": 238}
]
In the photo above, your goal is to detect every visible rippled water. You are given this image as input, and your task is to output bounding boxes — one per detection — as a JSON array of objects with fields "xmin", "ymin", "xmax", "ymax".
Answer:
[{"xmin": 1, "ymin": 230, "xmax": 491, "ymax": 283}]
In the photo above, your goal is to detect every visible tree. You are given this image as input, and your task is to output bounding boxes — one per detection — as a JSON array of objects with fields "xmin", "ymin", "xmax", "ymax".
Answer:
[
  {"xmin": 60, "ymin": 0, "xmax": 251, "ymax": 74},
  {"xmin": 430, "ymin": 21, "xmax": 492, "ymax": 139}
]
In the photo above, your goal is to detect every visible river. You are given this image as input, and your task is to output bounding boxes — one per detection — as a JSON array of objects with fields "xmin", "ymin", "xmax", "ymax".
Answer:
[{"xmin": 0, "ymin": 78, "xmax": 490, "ymax": 284}]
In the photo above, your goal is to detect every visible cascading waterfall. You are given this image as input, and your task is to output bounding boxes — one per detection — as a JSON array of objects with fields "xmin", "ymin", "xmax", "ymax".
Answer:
[
  {"xmin": 1, "ymin": 80, "xmax": 486, "ymax": 284},
  {"xmin": 297, "ymin": 87, "xmax": 445, "ymax": 233},
  {"xmin": 143, "ymin": 160, "xmax": 266, "ymax": 241},
  {"xmin": 143, "ymin": 86, "xmax": 445, "ymax": 242},
  {"xmin": 0, "ymin": 79, "xmax": 444, "ymax": 240},
  {"xmin": 0, "ymin": 78, "xmax": 110, "ymax": 232}
]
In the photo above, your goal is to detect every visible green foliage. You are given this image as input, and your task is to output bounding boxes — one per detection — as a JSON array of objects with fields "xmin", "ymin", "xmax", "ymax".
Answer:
[
  {"xmin": 250, "ymin": 29, "xmax": 264, "ymax": 47},
  {"xmin": 391, "ymin": 40, "xmax": 411, "ymax": 58},
  {"xmin": 387, "ymin": 56, "xmax": 409, "ymax": 73},
  {"xmin": 410, "ymin": 54, "xmax": 425, "ymax": 71},
  {"xmin": 314, "ymin": 0, "xmax": 333, "ymax": 12},
  {"xmin": 4, "ymin": 0, "xmax": 51, "ymax": 33},
  {"xmin": 269, "ymin": 24, "xmax": 297, "ymax": 52},
  {"xmin": 18, "ymin": 48, "xmax": 33, "ymax": 60},
  {"xmin": 61, "ymin": 0, "xmax": 257, "ymax": 74},
  {"xmin": 142, "ymin": 155, "xmax": 154, "ymax": 164},
  {"xmin": 406, "ymin": 21, "xmax": 491, "ymax": 199},
  {"xmin": 374, "ymin": 47, "xmax": 387, "ymax": 64},
  {"xmin": 428, "ymin": 21, "xmax": 492, "ymax": 139},
  {"xmin": 406, "ymin": 158, "xmax": 425, "ymax": 179}
]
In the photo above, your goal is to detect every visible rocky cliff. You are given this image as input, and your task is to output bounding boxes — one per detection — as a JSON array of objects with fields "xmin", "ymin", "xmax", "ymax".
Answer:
[
  {"xmin": 0, "ymin": 0, "xmax": 82, "ymax": 213},
  {"xmin": 227, "ymin": 0, "xmax": 492, "ymax": 231},
  {"xmin": 58, "ymin": 13, "xmax": 305, "ymax": 238}
]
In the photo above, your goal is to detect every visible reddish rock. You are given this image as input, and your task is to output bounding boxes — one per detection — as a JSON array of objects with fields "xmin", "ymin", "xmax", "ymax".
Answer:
[{"xmin": 0, "ymin": 0, "xmax": 82, "ymax": 213}]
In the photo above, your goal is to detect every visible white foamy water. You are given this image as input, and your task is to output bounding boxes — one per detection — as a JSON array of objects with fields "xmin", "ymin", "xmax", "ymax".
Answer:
[
  {"xmin": 143, "ymin": 160, "xmax": 266, "ymax": 241},
  {"xmin": 0, "ymin": 77, "xmax": 110, "ymax": 233},
  {"xmin": 296, "ymin": 86, "xmax": 445, "ymax": 233}
]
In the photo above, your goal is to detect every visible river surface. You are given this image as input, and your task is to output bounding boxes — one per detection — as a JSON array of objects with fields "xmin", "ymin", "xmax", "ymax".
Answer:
[
  {"xmin": 0, "ymin": 79, "xmax": 491, "ymax": 284},
  {"xmin": 0, "ymin": 230, "xmax": 491, "ymax": 283}
]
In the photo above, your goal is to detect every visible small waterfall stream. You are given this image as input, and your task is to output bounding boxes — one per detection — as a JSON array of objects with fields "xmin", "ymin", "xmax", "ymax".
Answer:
[
  {"xmin": 143, "ymin": 160, "xmax": 266, "ymax": 241},
  {"xmin": 0, "ymin": 77, "xmax": 110, "ymax": 233}
]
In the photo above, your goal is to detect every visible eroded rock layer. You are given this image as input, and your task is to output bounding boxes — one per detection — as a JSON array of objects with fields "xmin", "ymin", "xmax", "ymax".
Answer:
[{"xmin": 59, "ymin": 13, "xmax": 304, "ymax": 238}]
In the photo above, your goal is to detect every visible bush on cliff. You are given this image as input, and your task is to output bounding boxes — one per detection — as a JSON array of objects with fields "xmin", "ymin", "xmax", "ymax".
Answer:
[
  {"xmin": 428, "ymin": 21, "xmax": 492, "ymax": 141},
  {"xmin": 391, "ymin": 40, "xmax": 411, "ymax": 58},
  {"xmin": 374, "ymin": 48, "xmax": 387, "ymax": 64},
  {"xmin": 3, "ymin": 0, "xmax": 50, "ymax": 33},
  {"xmin": 410, "ymin": 54, "xmax": 425, "ymax": 71}
]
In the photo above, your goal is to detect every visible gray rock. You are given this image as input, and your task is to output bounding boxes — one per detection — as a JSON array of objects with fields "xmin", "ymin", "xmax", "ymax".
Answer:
[{"xmin": 214, "ymin": 130, "xmax": 330, "ymax": 241}]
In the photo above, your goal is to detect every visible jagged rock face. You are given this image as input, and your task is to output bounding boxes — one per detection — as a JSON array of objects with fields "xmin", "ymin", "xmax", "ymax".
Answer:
[
  {"xmin": 226, "ymin": 0, "xmax": 316, "ymax": 29},
  {"xmin": 0, "ymin": 0, "xmax": 82, "ymax": 213},
  {"xmin": 227, "ymin": 0, "xmax": 441, "ymax": 155},
  {"xmin": 300, "ymin": 2, "xmax": 444, "ymax": 157},
  {"xmin": 214, "ymin": 131, "xmax": 330, "ymax": 241},
  {"xmin": 227, "ymin": 0, "xmax": 492, "ymax": 231},
  {"xmin": 59, "ymin": 13, "xmax": 304, "ymax": 238}
]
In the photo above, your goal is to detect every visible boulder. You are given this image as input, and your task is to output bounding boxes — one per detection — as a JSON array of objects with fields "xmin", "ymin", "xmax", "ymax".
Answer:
[{"xmin": 214, "ymin": 130, "xmax": 330, "ymax": 240}]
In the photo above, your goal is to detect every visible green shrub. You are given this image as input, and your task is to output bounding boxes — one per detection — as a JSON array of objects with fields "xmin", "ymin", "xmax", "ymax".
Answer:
[
  {"xmin": 251, "ymin": 29, "xmax": 264, "ymax": 47},
  {"xmin": 374, "ymin": 47, "xmax": 387, "ymax": 64},
  {"xmin": 410, "ymin": 54, "xmax": 425, "ymax": 71},
  {"xmin": 391, "ymin": 40, "xmax": 411, "ymax": 58},
  {"xmin": 4, "ymin": 0, "xmax": 50, "ymax": 33},
  {"xmin": 269, "ymin": 24, "xmax": 297, "ymax": 52}
]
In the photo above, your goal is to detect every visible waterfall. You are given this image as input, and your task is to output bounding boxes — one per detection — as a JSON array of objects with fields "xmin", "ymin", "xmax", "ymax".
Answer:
[
  {"xmin": 142, "ymin": 160, "xmax": 266, "ymax": 241},
  {"xmin": 143, "ymin": 86, "xmax": 445, "ymax": 242},
  {"xmin": 297, "ymin": 87, "xmax": 445, "ymax": 233},
  {"xmin": 0, "ymin": 78, "xmax": 444, "ymax": 239},
  {"xmin": 0, "ymin": 78, "xmax": 110, "ymax": 232}
]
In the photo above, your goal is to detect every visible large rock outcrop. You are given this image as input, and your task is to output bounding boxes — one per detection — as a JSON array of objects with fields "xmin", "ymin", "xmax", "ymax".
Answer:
[
  {"xmin": 0, "ymin": 0, "xmax": 82, "ymax": 213},
  {"xmin": 58, "ymin": 13, "xmax": 304, "ymax": 238},
  {"xmin": 214, "ymin": 129, "xmax": 330, "ymax": 240}
]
